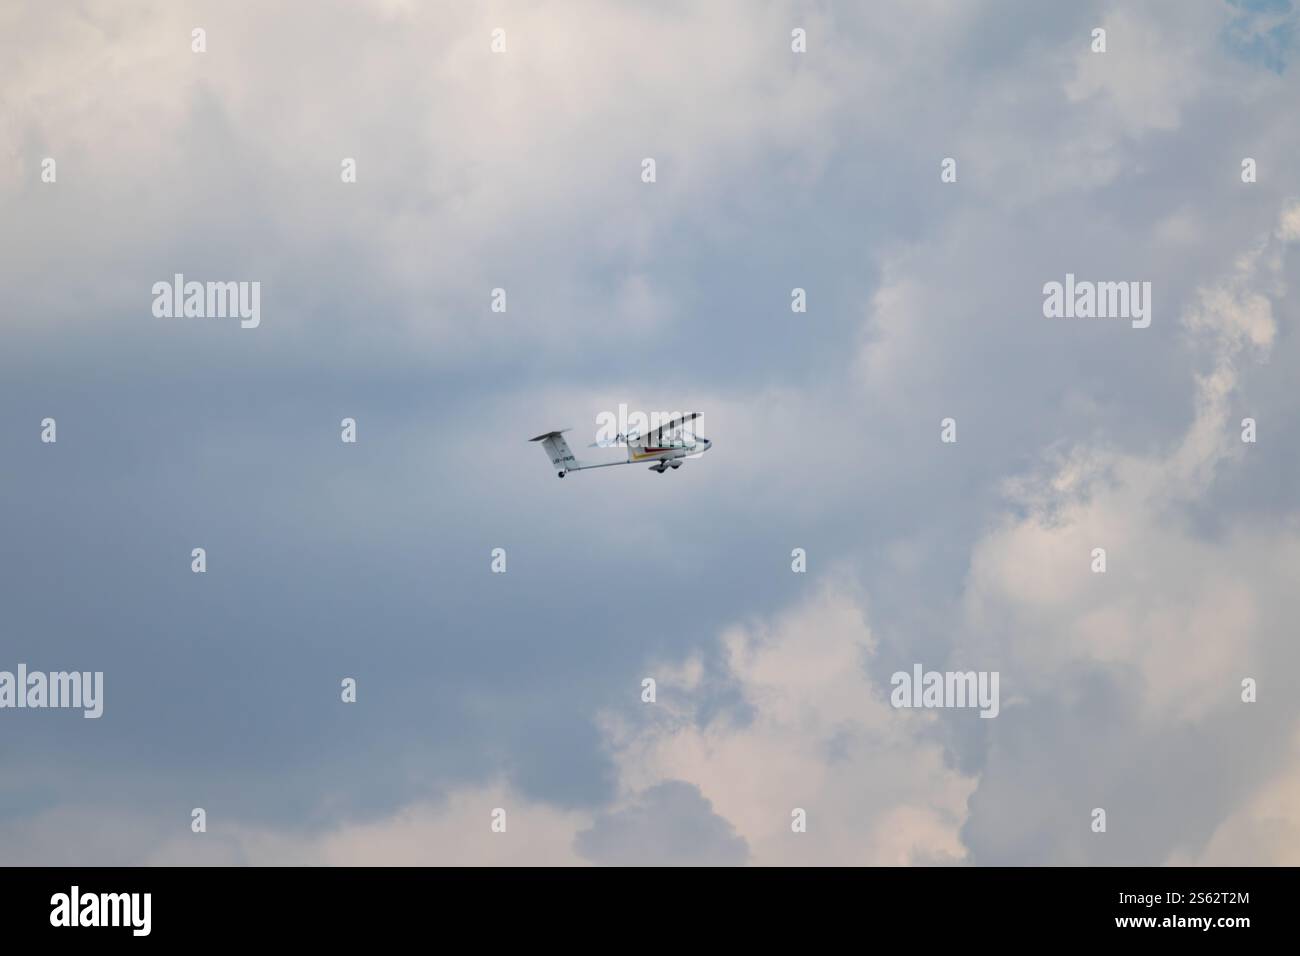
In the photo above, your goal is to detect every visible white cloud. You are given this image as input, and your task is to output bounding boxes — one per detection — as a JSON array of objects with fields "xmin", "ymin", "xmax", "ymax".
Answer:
[
  {"xmin": 1170, "ymin": 728, "xmax": 1300, "ymax": 866},
  {"xmin": 1064, "ymin": 9, "xmax": 1206, "ymax": 135},
  {"xmin": 0, "ymin": 784, "xmax": 591, "ymax": 866},
  {"xmin": 601, "ymin": 579, "xmax": 976, "ymax": 865},
  {"xmin": 958, "ymin": 202, "xmax": 1300, "ymax": 724},
  {"xmin": 0, "ymin": 0, "xmax": 845, "ymax": 354}
]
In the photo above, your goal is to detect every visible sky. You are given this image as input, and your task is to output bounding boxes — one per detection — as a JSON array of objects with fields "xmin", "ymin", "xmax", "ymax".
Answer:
[{"xmin": 2, "ymin": 0, "xmax": 1300, "ymax": 865}]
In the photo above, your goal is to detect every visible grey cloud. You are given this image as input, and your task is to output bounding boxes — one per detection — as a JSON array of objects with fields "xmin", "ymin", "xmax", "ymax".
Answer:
[{"xmin": 3, "ymin": 0, "xmax": 1300, "ymax": 864}]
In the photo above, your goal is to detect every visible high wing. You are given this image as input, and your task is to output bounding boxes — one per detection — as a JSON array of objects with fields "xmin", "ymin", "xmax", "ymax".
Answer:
[{"xmin": 642, "ymin": 412, "xmax": 701, "ymax": 446}]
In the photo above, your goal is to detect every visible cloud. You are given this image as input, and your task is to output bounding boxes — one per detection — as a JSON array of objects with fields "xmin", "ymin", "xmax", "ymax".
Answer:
[
  {"xmin": 1064, "ymin": 8, "xmax": 1209, "ymax": 135},
  {"xmin": 953, "ymin": 201, "xmax": 1300, "ymax": 862},
  {"xmin": 960, "ymin": 201, "xmax": 1299, "ymax": 707},
  {"xmin": 601, "ymin": 581, "xmax": 976, "ymax": 865},
  {"xmin": 6, "ymin": 1, "xmax": 1300, "ymax": 867},
  {"xmin": 574, "ymin": 780, "xmax": 748, "ymax": 866},
  {"xmin": 0, "ymin": 0, "xmax": 845, "ymax": 356},
  {"xmin": 0, "ymin": 784, "xmax": 591, "ymax": 866},
  {"xmin": 0, "ymin": 577, "xmax": 975, "ymax": 867},
  {"xmin": 1170, "ymin": 727, "xmax": 1300, "ymax": 865}
]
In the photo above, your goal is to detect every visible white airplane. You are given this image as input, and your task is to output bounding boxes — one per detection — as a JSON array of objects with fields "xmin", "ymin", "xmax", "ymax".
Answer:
[{"xmin": 531, "ymin": 413, "xmax": 712, "ymax": 477}]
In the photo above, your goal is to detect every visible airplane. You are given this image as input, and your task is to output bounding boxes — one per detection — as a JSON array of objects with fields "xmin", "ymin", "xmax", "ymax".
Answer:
[{"xmin": 531, "ymin": 413, "xmax": 712, "ymax": 477}]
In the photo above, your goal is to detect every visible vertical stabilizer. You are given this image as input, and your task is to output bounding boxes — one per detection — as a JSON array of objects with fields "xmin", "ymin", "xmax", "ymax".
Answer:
[{"xmin": 529, "ymin": 430, "xmax": 579, "ymax": 475}]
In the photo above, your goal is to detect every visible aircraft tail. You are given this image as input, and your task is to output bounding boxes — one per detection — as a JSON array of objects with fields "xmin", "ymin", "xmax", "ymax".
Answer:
[{"xmin": 529, "ymin": 429, "xmax": 580, "ymax": 475}]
